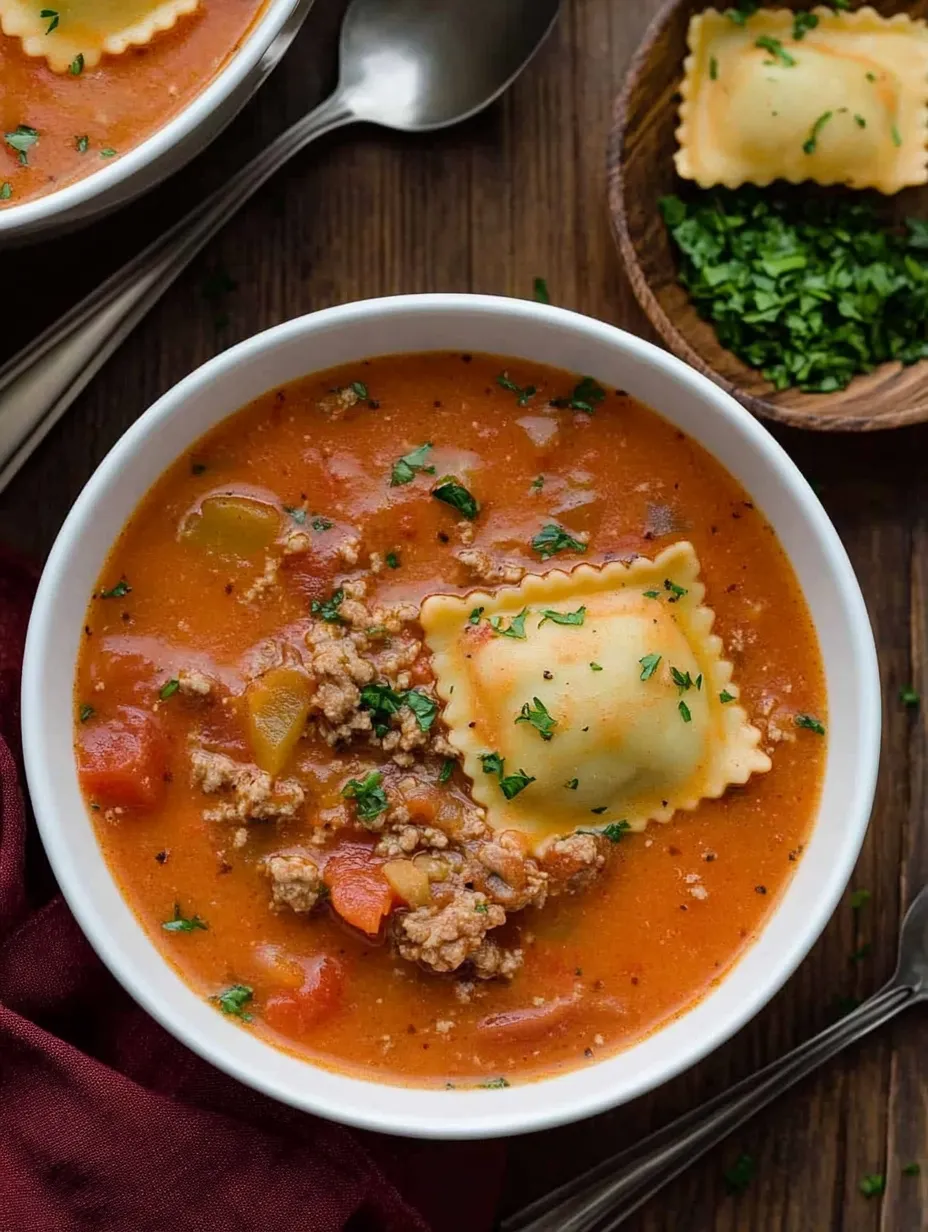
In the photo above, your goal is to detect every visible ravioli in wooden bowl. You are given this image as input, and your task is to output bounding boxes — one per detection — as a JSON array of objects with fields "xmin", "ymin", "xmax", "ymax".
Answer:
[
  {"xmin": 23, "ymin": 296, "xmax": 878, "ymax": 1137},
  {"xmin": 611, "ymin": 0, "xmax": 928, "ymax": 430}
]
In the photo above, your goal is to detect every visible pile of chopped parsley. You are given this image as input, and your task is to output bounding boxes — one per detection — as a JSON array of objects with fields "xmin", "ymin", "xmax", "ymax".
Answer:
[{"xmin": 660, "ymin": 188, "xmax": 928, "ymax": 392}]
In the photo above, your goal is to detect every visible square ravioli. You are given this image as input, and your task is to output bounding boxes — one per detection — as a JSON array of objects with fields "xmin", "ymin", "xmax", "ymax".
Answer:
[
  {"xmin": 0, "ymin": 0, "xmax": 198, "ymax": 72},
  {"xmin": 676, "ymin": 6, "xmax": 928, "ymax": 194},
  {"xmin": 420, "ymin": 541, "xmax": 771, "ymax": 849}
]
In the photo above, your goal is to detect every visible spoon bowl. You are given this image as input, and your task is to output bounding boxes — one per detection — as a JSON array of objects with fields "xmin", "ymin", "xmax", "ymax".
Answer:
[
  {"xmin": 0, "ymin": 0, "xmax": 562, "ymax": 492},
  {"xmin": 339, "ymin": 0, "xmax": 560, "ymax": 130}
]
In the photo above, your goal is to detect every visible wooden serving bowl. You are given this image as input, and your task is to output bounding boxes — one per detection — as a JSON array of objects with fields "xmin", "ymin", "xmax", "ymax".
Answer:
[{"xmin": 609, "ymin": 0, "xmax": 928, "ymax": 431}]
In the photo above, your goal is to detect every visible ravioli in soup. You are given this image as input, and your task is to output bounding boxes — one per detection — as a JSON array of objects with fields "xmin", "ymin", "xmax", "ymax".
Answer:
[
  {"xmin": 0, "ymin": 0, "xmax": 267, "ymax": 205},
  {"xmin": 74, "ymin": 352, "xmax": 826, "ymax": 1087}
]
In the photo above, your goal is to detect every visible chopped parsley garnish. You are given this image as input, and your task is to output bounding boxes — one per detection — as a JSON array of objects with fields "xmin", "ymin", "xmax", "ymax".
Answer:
[
  {"xmin": 391, "ymin": 442, "xmax": 435, "ymax": 486},
  {"xmin": 469, "ymin": 606, "xmax": 484, "ymax": 625},
  {"xmin": 803, "ymin": 110, "xmax": 833, "ymax": 155},
  {"xmin": 664, "ymin": 578, "xmax": 687, "ymax": 602},
  {"xmin": 500, "ymin": 770, "xmax": 534, "ymax": 800},
  {"xmin": 432, "ymin": 479, "xmax": 479, "ymax": 521},
  {"xmin": 661, "ymin": 188, "xmax": 928, "ymax": 393},
  {"xmin": 515, "ymin": 696, "xmax": 557, "ymax": 741},
  {"xmin": 590, "ymin": 806, "xmax": 608, "ymax": 815},
  {"xmin": 552, "ymin": 375, "xmax": 607, "ymax": 414},
  {"xmin": 489, "ymin": 608, "xmax": 529, "ymax": 639},
  {"xmin": 403, "ymin": 689, "xmax": 438, "ymax": 732},
  {"xmin": 601, "ymin": 821, "xmax": 631, "ymax": 842},
  {"xmin": 359, "ymin": 683, "xmax": 405, "ymax": 736},
  {"xmin": 866, "ymin": 70, "xmax": 876, "ymax": 82},
  {"xmin": 480, "ymin": 1076, "xmax": 510, "ymax": 1089},
  {"xmin": 671, "ymin": 666, "xmax": 695, "ymax": 692},
  {"xmin": 69, "ymin": 54, "xmax": 84, "ymax": 76},
  {"xmin": 439, "ymin": 758, "xmax": 455, "ymax": 784},
  {"xmin": 531, "ymin": 523, "xmax": 587, "ymax": 559},
  {"xmin": 795, "ymin": 713, "xmax": 825, "ymax": 735},
  {"xmin": 679, "ymin": 699, "xmax": 692, "ymax": 723},
  {"xmin": 212, "ymin": 984, "xmax": 253, "ymax": 1021},
  {"xmin": 100, "ymin": 147, "xmax": 116, "ymax": 159},
  {"xmin": 474, "ymin": 902, "xmax": 489, "ymax": 914},
  {"xmin": 719, "ymin": 689, "xmax": 736, "ymax": 704},
  {"xmin": 723, "ymin": 1153, "xmax": 756, "ymax": 1195},
  {"xmin": 350, "ymin": 380, "xmax": 369, "ymax": 400},
  {"xmin": 901, "ymin": 686, "xmax": 920, "ymax": 707},
  {"xmin": 159, "ymin": 678, "xmax": 180, "ymax": 701},
  {"xmin": 5, "ymin": 125, "xmax": 39, "ymax": 166},
  {"xmin": 565, "ymin": 778, "xmax": 579, "ymax": 789},
  {"xmin": 639, "ymin": 653, "xmax": 662, "ymax": 681},
  {"xmin": 533, "ymin": 276, "xmax": 550, "ymax": 304},
  {"xmin": 385, "ymin": 551, "xmax": 400, "ymax": 569},
  {"xmin": 859, "ymin": 1174, "xmax": 886, "ymax": 1198},
  {"xmin": 342, "ymin": 771, "xmax": 389, "ymax": 823},
  {"xmin": 79, "ymin": 703, "xmax": 95, "ymax": 723},
  {"xmin": 311, "ymin": 588, "xmax": 345, "ymax": 624},
  {"xmin": 891, "ymin": 123, "xmax": 902, "ymax": 148},
  {"xmin": 0, "ymin": 182, "xmax": 11, "ymax": 200},
  {"xmin": 100, "ymin": 579, "xmax": 130, "ymax": 599},
  {"xmin": 854, "ymin": 114, "xmax": 866, "ymax": 129},
  {"xmin": 479, "ymin": 752, "xmax": 505, "ymax": 777},
  {"xmin": 724, "ymin": 0, "xmax": 758, "ymax": 24},
  {"xmin": 41, "ymin": 9, "xmax": 59, "ymax": 34},
  {"xmin": 538, "ymin": 606, "xmax": 585, "ymax": 627},
  {"xmin": 792, "ymin": 10, "xmax": 818, "ymax": 38},
  {"xmin": 479, "ymin": 752, "xmax": 535, "ymax": 799},
  {"xmin": 643, "ymin": 589, "xmax": 660, "ymax": 599},
  {"xmin": 163, "ymin": 904, "xmax": 207, "ymax": 933},
  {"xmin": 283, "ymin": 505, "xmax": 306, "ymax": 524},
  {"xmin": 497, "ymin": 372, "xmax": 536, "ymax": 406},
  {"xmin": 531, "ymin": 475, "xmax": 544, "ymax": 491},
  {"xmin": 590, "ymin": 662, "xmax": 603, "ymax": 672},
  {"xmin": 311, "ymin": 516, "xmax": 334, "ymax": 532},
  {"xmin": 76, "ymin": 135, "xmax": 89, "ymax": 153},
  {"xmin": 755, "ymin": 35, "xmax": 795, "ymax": 67},
  {"xmin": 360, "ymin": 683, "xmax": 436, "ymax": 735},
  {"xmin": 709, "ymin": 56, "xmax": 718, "ymax": 80},
  {"xmin": 850, "ymin": 888, "xmax": 871, "ymax": 910}
]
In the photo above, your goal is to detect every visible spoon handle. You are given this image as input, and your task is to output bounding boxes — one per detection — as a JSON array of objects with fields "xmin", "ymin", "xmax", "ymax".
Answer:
[
  {"xmin": 504, "ymin": 982, "xmax": 915, "ymax": 1232},
  {"xmin": 0, "ymin": 92, "xmax": 355, "ymax": 493}
]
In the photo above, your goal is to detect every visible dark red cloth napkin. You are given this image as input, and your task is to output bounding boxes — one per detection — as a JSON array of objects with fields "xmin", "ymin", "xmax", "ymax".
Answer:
[{"xmin": 0, "ymin": 548, "xmax": 504, "ymax": 1232}]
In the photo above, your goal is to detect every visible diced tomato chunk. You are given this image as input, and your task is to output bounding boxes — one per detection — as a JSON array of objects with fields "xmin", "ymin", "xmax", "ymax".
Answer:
[
  {"xmin": 263, "ymin": 955, "xmax": 344, "ymax": 1037},
  {"xmin": 78, "ymin": 706, "xmax": 168, "ymax": 810},
  {"xmin": 324, "ymin": 850, "xmax": 395, "ymax": 935}
]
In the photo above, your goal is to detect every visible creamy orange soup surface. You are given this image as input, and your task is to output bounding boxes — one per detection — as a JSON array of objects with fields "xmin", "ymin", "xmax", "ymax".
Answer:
[
  {"xmin": 1, "ymin": 1, "xmax": 267, "ymax": 206},
  {"xmin": 74, "ymin": 352, "xmax": 827, "ymax": 1087}
]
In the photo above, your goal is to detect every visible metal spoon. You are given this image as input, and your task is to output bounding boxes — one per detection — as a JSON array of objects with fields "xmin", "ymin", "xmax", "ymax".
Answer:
[
  {"xmin": 504, "ymin": 882, "xmax": 928, "ymax": 1232},
  {"xmin": 0, "ymin": 0, "xmax": 560, "ymax": 492}
]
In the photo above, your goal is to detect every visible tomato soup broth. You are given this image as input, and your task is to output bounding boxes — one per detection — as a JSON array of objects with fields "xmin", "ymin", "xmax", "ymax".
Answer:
[
  {"xmin": 74, "ymin": 352, "xmax": 826, "ymax": 1086},
  {"xmin": 0, "ymin": 1, "xmax": 267, "ymax": 206}
]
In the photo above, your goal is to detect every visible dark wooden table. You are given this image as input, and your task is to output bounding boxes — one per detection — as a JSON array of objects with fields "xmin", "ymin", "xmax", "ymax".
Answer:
[{"xmin": 2, "ymin": 2, "xmax": 926, "ymax": 1228}]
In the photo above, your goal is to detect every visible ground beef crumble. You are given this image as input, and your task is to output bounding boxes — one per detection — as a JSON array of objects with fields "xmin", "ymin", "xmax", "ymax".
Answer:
[
  {"xmin": 264, "ymin": 851, "xmax": 323, "ymax": 913},
  {"xmin": 190, "ymin": 748, "xmax": 304, "ymax": 823},
  {"xmin": 455, "ymin": 548, "xmax": 525, "ymax": 586}
]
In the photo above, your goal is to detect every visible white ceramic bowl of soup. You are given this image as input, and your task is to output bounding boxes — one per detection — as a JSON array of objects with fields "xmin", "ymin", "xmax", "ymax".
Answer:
[
  {"xmin": 0, "ymin": 0, "xmax": 311, "ymax": 246},
  {"xmin": 21, "ymin": 294, "xmax": 880, "ymax": 1139}
]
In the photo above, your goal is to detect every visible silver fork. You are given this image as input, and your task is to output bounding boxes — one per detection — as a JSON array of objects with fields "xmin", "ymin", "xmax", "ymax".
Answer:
[{"xmin": 502, "ymin": 883, "xmax": 928, "ymax": 1232}]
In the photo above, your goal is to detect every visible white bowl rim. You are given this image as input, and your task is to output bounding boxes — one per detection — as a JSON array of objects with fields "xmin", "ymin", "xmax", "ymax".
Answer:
[
  {"xmin": 0, "ymin": 0, "xmax": 300, "ymax": 235},
  {"xmin": 21, "ymin": 293, "xmax": 881, "ymax": 1139}
]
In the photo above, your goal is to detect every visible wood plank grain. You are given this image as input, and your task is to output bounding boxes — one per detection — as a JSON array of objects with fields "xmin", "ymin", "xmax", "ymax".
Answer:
[{"xmin": 0, "ymin": 1, "xmax": 925, "ymax": 1229}]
